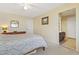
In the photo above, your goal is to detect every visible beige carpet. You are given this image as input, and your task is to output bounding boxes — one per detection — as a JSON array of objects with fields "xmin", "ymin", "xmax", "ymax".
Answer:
[
  {"xmin": 61, "ymin": 38, "xmax": 76, "ymax": 50},
  {"xmin": 32, "ymin": 44, "xmax": 79, "ymax": 55}
]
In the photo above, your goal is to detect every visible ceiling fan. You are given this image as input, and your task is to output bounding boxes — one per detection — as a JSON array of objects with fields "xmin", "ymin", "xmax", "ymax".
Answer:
[{"xmin": 18, "ymin": 3, "xmax": 35, "ymax": 10}]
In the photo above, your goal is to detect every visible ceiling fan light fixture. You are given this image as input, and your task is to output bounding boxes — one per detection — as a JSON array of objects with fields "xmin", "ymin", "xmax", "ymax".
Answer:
[{"xmin": 24, "ymin": 6, "xmax": 28, "ymax": 10}]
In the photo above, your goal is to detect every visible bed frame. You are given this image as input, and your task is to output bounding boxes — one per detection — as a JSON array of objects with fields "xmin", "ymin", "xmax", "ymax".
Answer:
[{"xmin": 24, "ymin": 47, "xmax": 45, "ymax": 55}]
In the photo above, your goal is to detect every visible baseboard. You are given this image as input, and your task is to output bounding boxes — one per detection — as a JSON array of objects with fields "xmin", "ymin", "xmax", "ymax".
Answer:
[{"xmin": 67, "ymin": 37, "xmax": 76, "ymax": 39}]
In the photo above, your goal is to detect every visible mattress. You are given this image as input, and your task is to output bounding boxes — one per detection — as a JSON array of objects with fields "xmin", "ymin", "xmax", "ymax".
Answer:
[{"xmin": 0, "ymin": 33, "xmax": 47, "ymax": 55}]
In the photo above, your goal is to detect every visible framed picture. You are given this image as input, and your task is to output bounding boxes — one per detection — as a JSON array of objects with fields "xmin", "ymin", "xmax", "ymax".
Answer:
[
  {"xmin": 10, "ymin": 20, "xmax": 19, "ymax": 28},
  {"xmin": 42, "ymin": 16, "xmax": 49, "ymax": 25}
]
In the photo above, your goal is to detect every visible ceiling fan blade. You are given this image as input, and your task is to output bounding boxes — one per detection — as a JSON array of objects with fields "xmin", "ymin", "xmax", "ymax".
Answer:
[{"xmin": 17, "ymin": 3, "xmax": 40, "ymax": 10}]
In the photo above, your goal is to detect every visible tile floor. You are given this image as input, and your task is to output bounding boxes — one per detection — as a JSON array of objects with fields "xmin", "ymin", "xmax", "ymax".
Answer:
[{"xmin": 61, "ymin": 38, "xmax": 76, "ymax": 49}]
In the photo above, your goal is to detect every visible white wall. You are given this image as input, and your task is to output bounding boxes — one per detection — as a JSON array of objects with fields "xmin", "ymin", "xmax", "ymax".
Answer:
[
  {"xmin": 59, "ymin": 16, "xmax": 62, "ymax": 32},
  {"xmin": 0, "ymin": 12, "xmax": 33, "ymax": 33},
  {"xmin": 66, "ymin": 16, "xmax": 76, "ymax": 38},
  {"xmin": 76, "ymin": 7, "xmax": 79, "ymax": 51},
  {"xmin": 34, "ymin": 14, "xmax": 59, "ymax": 46},
  {"xmin": 34, "ymin": 4, "xmax": 79, "ymax": 47}
]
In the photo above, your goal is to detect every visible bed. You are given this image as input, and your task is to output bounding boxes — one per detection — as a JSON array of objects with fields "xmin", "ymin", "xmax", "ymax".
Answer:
[{"xmin": 0, "ymin": 33, "xmax": 47, "ymax": 55}]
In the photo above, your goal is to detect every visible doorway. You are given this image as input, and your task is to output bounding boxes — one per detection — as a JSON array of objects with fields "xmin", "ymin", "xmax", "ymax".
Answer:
[{"xmin": 59, "ymin": 8, "xmax": 76, "ymax": 50}]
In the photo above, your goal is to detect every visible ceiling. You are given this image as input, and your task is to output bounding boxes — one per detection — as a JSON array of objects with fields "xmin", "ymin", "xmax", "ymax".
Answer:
[{"xmin": 0, "ymin": 3, "xmax": 64, "ymax": 18}]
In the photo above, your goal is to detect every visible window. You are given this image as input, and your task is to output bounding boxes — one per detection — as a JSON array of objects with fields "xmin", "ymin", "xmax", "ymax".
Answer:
[{"xmin": 10, "ymin": 20, "xmax": 19, "ymax": 28}]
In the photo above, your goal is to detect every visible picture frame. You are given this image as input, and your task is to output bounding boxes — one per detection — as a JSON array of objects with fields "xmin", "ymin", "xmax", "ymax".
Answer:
[
  {"xmin": 42, "ymin": 16, "xmax": 49, "ymax": 25},
  {"xmin": 10, "ymin": 20, "xmax": 19, "ymax": 28}
]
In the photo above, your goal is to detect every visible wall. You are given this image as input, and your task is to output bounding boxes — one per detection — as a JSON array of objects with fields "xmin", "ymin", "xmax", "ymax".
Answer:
[
  {"xmin": 76, "ymin": 7, "xmax": 79, "ymax": 51},
  {"xmin": 66, "ymin": 16, "xmax": 76, "ymax": 38},
  {"xmin": 34, "ymin": 14, "xmax": 59, "ymax": 46},
  {"xmin": 0, "ymin": 12, "xmax": 33, "ymax": 33},
  {"xmin": 61, "ymin": 16, "xmax": 67, "ymax": 32},
  {"xmin": 33, "ymin": 4, "xmax": 79, "ymax": 47}
]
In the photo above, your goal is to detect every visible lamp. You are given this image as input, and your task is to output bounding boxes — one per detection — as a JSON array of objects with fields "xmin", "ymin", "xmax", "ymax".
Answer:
[{"xmin": 1, "ymin": 25, "xmax": 8, "ymax": 33}]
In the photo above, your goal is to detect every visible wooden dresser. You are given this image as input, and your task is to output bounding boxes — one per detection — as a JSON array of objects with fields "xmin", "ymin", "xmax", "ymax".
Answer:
[{"xmin": 1, "ymin": 31, "xmax": 26, "ymax": 34}]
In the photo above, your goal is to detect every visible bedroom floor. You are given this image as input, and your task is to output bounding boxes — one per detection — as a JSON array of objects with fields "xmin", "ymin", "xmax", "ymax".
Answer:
[{"xmin": 32, "ymin": 44, "xmax": 79, "ymax": 55}]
